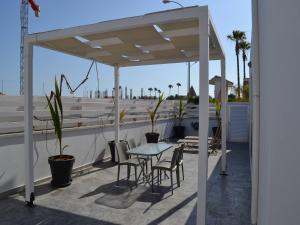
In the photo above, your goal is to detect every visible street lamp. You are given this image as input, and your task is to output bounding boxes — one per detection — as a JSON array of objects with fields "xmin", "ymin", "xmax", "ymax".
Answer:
[
  {"xmin": 162, "ymin": 0, "xmax": 195, "ymax": 96},
  {"xmin": 162, "ymin": 0, "xmax": 184, "ymax": 8}
]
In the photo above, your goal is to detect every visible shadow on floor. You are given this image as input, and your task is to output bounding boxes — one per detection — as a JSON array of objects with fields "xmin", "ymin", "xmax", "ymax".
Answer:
[
  {"xmin": 0, "ymin": 198, "xmax": 120, "ymax": 225},
  {"xmin": 148, "ymin": 192, "xmax": 197, "ymax": 225},
  {"xmin": 29, "ymin": 160, "xmax": 118, "ymax": 198},
  {"xmin": 184, "ymin": 142, "xmax": 251, "ymax": 225},
  {"xmin": 80, "ymin": 178, "xmax": 178, "ymax": 210}
]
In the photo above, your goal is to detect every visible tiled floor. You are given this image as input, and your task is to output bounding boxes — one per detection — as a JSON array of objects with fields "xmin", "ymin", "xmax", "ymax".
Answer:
[{"xmin": 0, "ymin": 142, "xmax": 251, "ymax": 225}]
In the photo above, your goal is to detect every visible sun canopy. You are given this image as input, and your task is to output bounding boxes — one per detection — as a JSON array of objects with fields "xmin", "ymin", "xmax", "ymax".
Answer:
[
  {"xmin": 28, "ymin": 6, "xmax": 224, "ymax": 67},
  {"xmin": 23, "ymin": 7, "xmax": 227, "ymax": 225}
]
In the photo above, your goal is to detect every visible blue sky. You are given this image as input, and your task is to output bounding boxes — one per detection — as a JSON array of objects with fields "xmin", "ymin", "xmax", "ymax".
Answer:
[{"xmin": 0, "ymin": 0, "xmax": 252, "ymax": 97}]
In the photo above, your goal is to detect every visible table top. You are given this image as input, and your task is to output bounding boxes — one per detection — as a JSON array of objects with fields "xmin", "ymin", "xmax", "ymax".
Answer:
[{"xmin": 128, "ymin": 142, "xmax": 173, "ymax": 156}]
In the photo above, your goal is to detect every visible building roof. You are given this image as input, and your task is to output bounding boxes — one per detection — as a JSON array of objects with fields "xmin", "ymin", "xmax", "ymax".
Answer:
[
  {"xmin": 209, "ymin": 75, "xmax": 233, "ymax": 86},
  {"xmin": 27, "ymin": 6, "xmax": 225, "ymax": 67}
]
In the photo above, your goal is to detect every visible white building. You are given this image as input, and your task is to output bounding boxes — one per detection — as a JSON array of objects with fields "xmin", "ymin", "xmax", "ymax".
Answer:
[
  {"xmin": 209, "ymin": 75, "xmax": 233, "ymax": 99},
  {"xmin": 250, "ymin": 0, "xmax": 300, "ymax": 224}
]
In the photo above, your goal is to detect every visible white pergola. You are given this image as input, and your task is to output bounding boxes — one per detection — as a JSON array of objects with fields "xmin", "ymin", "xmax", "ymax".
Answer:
[{"xmin": 23, "ymin": 6, "xmax": 226, "ymax": 225}]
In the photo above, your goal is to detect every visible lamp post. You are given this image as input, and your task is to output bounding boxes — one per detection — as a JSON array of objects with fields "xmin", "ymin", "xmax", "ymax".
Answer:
[
  {"xmin": 162, "ymin": 0, "xmax": 184, "ymax": 8},
  {"xmin": 162, "ymin": 0, "xmax": 193, "ymax": 96}
]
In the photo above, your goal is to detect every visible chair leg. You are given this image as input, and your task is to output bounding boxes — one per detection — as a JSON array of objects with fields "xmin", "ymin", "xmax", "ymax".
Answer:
[
  {"xmin": 127, "ymin": 165, "xmax": 131, "ymax": 180},
  {"xmin": 176, "ymin": 167, "xmax": 180, "ymax": 187},
  {"xmin": 151, "ymin": 169, "xmax": 154, "ymax": 193},
  {"xmin": 170, "ymin": 171, "xmax": 173, "ymax": 195},
  {"xmin": 157, "ymin": 169, "xmax": 160, "ymax": 186},
  {"xmin": 135, "ymin": 166, "xmax": 138, "ymax": 187},
  {"xmin": 159, "ymin": 170, "xmax": 162, "ymax": 184},
  {"xmin": 181, "ymin": 164, "xmax": 184, "ymax": 180},
  {"xmin": 117, "ymin": 164, "xmax": 120, "ymax": 186}
]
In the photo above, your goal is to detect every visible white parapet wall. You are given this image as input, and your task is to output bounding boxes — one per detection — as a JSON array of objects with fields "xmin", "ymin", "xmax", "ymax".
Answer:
[
  {"xmin": 0, "ymin": 96, "xmax": 176, "ymax": 196},
  {"xmin": 0, "ymin": 96, "xmax": 249, "ymax": 196}
]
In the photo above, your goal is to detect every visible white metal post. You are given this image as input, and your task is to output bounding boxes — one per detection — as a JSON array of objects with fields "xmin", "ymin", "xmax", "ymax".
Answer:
[
  {"xmin": 251, "ymin": 0, "xmax": 260, "ymax": 223},
  {"xmin": 24, "ymin": 40, "xmax": 34, "ymax": 205},
  {"xmin": 114, "ymin": 66, "xmax": 120, "ymax": 160},
  {"xmin": 221, "ymin": 59, "xmax": 227, "ymax": 173},
  {"xmin": 187, "ymin": 61, "xmax": 191, "ymax": 96},
  {"xmin": 197, "ymin": 9, "xmax": 209, "ymax": 225}
]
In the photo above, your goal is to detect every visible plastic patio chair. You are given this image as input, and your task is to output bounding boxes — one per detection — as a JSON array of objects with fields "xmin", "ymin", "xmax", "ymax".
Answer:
[
  {"xmin": 116, "ymin": 141, "xmax": 144, "ymax": 187},
  {"xmin": 151, "ymin": 146, "xmax": 181, "ymax": 195}
]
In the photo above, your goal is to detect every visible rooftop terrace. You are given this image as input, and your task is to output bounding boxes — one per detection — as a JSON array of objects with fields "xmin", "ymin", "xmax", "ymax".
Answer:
[{"xmin": 0, "ymin": 142, "xmax": 250, "ymax": 225}]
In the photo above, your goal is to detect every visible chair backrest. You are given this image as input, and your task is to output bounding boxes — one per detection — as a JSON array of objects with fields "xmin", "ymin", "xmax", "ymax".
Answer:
[
  {"xmin": 170, "ymin": 147, "xmax": 180, "ymax": 169},
  {"xmin": 116, "ymin": 141, "xmax": 129, "ymax": 163},
  {"xmin": 177, "ymin": 143, "xmax": 184, "ymax": 162},
  {"xmin": 127, "ymin": 138, "xmax": 136, "ymax": 149}
]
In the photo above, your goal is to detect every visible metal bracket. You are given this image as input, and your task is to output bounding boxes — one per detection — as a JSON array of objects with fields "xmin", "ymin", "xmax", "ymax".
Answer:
[
  {"xmin": 220, "ymin": 171, "xmax": 228, "ymax": 176},
  {"xmin": 25, "ymin": 192, "xmax": 35, "ymax": 207}
]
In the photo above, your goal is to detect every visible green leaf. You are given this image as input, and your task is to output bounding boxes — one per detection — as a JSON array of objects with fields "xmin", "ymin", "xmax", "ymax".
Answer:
[
  {"xmin": 62, "ymin": 145, "xmax": 69, "ymax": 151},
  {"xmin": 146, "ymin": 93, "xmax": 165, "ymax": 132},
  {"xmin": 55, "ymin": 78, "xmax": 63, "ymax": 122}
]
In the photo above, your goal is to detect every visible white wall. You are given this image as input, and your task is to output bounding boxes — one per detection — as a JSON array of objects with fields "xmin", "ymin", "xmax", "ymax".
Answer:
[
  {"xmin": 0, "ymin": 119, "xmax": 174, "ymax": 196},
  {"xmin": 254, "ymin": 0, "xmax": 300, "ymax": 224}
]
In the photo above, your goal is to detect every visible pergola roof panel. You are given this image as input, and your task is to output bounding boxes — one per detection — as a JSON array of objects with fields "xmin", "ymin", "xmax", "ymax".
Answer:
[
  {"xmin": 82, "ymin": 26, "xmax": 163, "ymax": 44},
  {"xmin": 31, "ymin": 6, "xmax": 225, "ymax": 66}
]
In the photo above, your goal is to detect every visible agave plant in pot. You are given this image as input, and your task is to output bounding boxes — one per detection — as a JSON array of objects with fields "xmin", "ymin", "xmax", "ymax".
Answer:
[
  {"xmin": 212, "ymin": 99, "xmax": 222, "ymax": 138},
  {"xmin": 173, "ymin": 98, "xmax": 186, "ymax": 139},
  {"xmin": 47, "ymin": 78, "xmax": 75, "ymax": 187},
  {"xmin": 145, "ymin": 94, "xmax": 165, "ymax": 143}
]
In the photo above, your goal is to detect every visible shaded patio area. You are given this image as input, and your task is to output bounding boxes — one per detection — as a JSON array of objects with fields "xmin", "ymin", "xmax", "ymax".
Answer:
[{"xmin": 0, "ymin": 142, "xmax": 250, "ymax": 225}]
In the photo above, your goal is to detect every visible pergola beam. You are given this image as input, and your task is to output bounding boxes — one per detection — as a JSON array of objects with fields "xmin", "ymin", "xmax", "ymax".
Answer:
[
  {"xmin": 114, "ymin": 66, "xmax": 120, "ymax": 161},
  {"xmin": 221, "ymin": 59, "xmax": 227, "ymax": 173},
  {"xmin": 24, "ymin": 39, "xmax": 34, "ymax": 205},
  {"xmin": 197, "ymin": 9, "xmax": 209, "ymax": 225}
]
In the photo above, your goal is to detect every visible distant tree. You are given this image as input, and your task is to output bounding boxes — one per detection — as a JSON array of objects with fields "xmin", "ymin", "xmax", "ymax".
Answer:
[
  {"xmin": 148, "ymin": 87, "xmax": 153, "ymax": 97},
  {"xmin": 228, "ymin": 93, "xmax": 236, "ymax": 102},
  {"xmin": 154, "ymin": 87, "xmax": 157, "ymax": 97},
  {"xmin": 168, "ymin": 84, "xmax": 173, "ymax": 96},
  {"xmin": 157, "ymin": 89, "xmax": 161, "ymax": 95},
  {"xmin": 176, "ymin": 82, "xmax": 181, "ymax": 96},
  {"xmin": 239, "ymin": 40, "xmax": 251, "ymax": 80},
  {"xmin": 242, "ymin": 84, "xmax": 249, "ymax": 101},
  {"xmin": 227, "ymin": 30, "xmax": 246, "ymax": 99}
]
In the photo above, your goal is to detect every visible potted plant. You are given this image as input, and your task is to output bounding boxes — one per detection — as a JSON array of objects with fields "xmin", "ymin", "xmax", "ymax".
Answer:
[
  {"xmin": 212, "ymin": 99, "xmax": 222, "ymax": 138},
  {"xmin": 108, "ymin": 109, "xmax": 127, "ymax": 162},
  {"xmin": 173, "ymin": 98, "xmax": 186, "ymax": 139},
  {"xmin": 47, "ymin": 78, "xmax": 75, "ymax": 187},
  {"xmin": 145, "ymin": 94, "xmax": 165, "ymax": 143}
]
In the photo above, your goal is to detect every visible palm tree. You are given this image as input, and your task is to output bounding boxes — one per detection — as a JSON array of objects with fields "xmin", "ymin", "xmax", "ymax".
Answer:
[
  {"xmin": 148, "ymin": 87, "xmax": 153, "ymax": 97},
  {"xmin": 227, "ymin": 30, "xmax": 246, "ymax": 99},
  {"xmin": 168, "ymin": 84, "xmax": 173, "ymax": 96},
  {"xmin": 176, "ymin": 82, "xmax": 181, "ymax": 96},
  {"xmin": 154, "ymin": 87, "xmax": 157, "ymax": 98},
  {"xmin": 157, "ymin": 89, "xmax": 161, "ymax": 95},
  {"xmin": 239, "ymin": 40, "xmax": 251, "ymax": 80}
]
